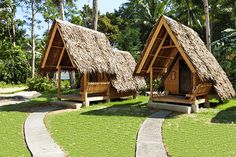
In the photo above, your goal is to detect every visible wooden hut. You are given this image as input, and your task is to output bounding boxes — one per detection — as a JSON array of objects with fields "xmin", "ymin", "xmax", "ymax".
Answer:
[
  {"xmin": 39, "ymin": 19, "xmax": 146, "ymax": 106},
  {"xmin": 135, "ymin": 15, "xmax": 235, "ymax": 112}
]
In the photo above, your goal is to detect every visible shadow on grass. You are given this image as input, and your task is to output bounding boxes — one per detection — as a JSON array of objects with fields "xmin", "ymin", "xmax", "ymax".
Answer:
[
  {"xmin": 0, "ymin": 92, "xmax": 58, "ymax": 113},
  {"xmin": 81, "ymin": 100, "xmax": 155, "ymax": 117},
  {"xmin": 211, "ymin": 106, "xmax": 236, "ymax": 124}
]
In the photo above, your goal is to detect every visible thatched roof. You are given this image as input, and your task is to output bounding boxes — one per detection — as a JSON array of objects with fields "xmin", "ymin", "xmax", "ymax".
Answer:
[
  {"xmin": 135, "ymin": 15, "xmax": 235, "ymax": 100},
  {"xmin": 40, "ymin": 19, "xmax": 116, "ymax": 74},
  {"xmin": 111, "ymin": 50, "xmax": 146, "ymax": 92},
  {"xmin": 39, "ymin": 19, "xmax": 146, "ymax": 92}
]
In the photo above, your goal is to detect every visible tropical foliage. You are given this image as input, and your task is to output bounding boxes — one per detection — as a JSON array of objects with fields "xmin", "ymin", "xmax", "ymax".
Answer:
[{"xmin": 0, "ymin": 0, "xmax": 235, "ymax": 89}]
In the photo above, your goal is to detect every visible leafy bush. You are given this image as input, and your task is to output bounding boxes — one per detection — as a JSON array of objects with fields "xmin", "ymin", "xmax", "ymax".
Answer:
[
  {"xmin": 0, "ymin": 42, "xmax": 30, "ymax": 83},
  {"xmin": 27, "ymin": 76, "xmax": 56, "ymax": 92},
  {"xmin": 212, "ymin": 29, "xmax": 236, "ymax": 89}
]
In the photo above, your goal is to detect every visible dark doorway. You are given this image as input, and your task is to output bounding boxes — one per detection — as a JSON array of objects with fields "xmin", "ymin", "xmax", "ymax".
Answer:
[{"xmin": 179, "ymin": 59, "xmax": 192, "ymax": 94}]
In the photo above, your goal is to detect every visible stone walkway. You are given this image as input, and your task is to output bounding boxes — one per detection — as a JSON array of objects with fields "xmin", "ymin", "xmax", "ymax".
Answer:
[
  {"xmin": 0, "ymin": 91, "xmax": 41, "ymax": 106},
  {"xmin": 24, "ymin": 106, "xmax": 65, "ymax": 157},
  {"xmin": 136, "ymin": 110, "xmax": 172, "ymax": 157},
  {"xmin": 0, "ymin": 86, "xmax": 27, "ymax": 94}
]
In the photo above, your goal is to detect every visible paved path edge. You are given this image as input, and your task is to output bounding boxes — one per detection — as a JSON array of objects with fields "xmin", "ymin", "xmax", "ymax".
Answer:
[
  {"xmin": 24, "ymin": 106, "xmax": 65, "ymax": 157},
  {"xmin": 136, "ymin": 110, "xmax": 172, "ymax": 157}
]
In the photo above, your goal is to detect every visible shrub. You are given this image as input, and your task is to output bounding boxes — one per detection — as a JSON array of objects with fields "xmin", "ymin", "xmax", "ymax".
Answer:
[
  {"xmin": 27, "ymin": 76, "xmax": 56, "ymax": 92},
  {"xmin": 0, "ymin": 42, "xmax": 30, "ymax": 83}
]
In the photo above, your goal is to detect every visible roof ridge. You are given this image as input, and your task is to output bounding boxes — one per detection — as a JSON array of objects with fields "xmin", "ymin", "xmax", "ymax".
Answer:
[{"xmin": 55, "ymin": 19, "xmax": 105, "ymax": 36}]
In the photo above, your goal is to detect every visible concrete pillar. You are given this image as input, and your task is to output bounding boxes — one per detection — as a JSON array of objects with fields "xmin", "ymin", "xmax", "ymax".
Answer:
[
  {"xmin": 106, "ymin": 99, "xmax": 111, "ymax": 103},
  {"xmin": 192, "ymin": 100, "xmax": 199, "ymax": 113}
]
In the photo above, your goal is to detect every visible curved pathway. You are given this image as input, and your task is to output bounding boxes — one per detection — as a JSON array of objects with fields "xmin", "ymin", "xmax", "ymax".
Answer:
[
  {"xmin": 0, "ymin": 91, "xmax": 40, "ymax": 107},
  {"xmin": 136, "ymin": 110, "xmax": 172, "ymax": 157},
  {"xmin": 24, "ymin": 106, "xmax": 65, "ymax": 157}
]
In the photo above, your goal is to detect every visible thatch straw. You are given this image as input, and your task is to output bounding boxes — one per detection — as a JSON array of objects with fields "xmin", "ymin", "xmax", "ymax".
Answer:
[
  {"xmin": 56, "ymin": 19, "xmax": 117, "ymax": 74},
  {"xmin": 111, "ymin": 50, "xmax": 146, "ymax": 92}
]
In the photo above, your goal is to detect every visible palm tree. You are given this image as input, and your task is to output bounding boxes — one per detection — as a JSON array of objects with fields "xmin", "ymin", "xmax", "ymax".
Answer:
[
  {"xmin": 171, "ymin": 0, "xmax": 203, "ymax": 27},
  {"xmin": 92, "ymin": 0, "xmax": 98, "ymax": 30},
  {"xmin": 123, "ymin": 0, "xmax": 171, "ymax": 43},
  {"xmin": 203, "ymin": 0, "xmax": 211, "ymax": 52}
]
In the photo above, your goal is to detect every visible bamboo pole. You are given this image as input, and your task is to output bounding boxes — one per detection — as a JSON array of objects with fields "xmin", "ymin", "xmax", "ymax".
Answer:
[
  {"xmin": 150, "ymin": 67, "xmax": 153, "ymax": 98},
  {"xmin": 57, "ymin": 66, "xmax": 61, "ymax": 99}
]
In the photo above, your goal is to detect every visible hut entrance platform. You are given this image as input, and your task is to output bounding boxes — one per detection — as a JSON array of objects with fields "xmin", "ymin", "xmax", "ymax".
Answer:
[
  {"xmin": 58, "ymin": 81, "xmax": 110, "ymax": 107},
  {"xmin": 150, "ymin": 95, "xmax": 207, "ymax": 113}
]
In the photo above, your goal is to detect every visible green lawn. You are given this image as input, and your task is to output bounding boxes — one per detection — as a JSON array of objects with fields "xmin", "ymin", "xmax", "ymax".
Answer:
[
  {"xmin": 163, "ymin": 98, "xmax": 236, "ymax": 157},
  {"xmin": 46, "ymin": 96, "xmax": 154, "ymax": 157},
  {"xmin": 0, "ymin": 82, "xmax": 26, "ymax": 88},
  {"xmin": 0, "ymin": 111, "xmax": 30, "ymax": 157},
  {"xmin": 0, "ymin": 90, "xmax": 58, "ymax": 156}
]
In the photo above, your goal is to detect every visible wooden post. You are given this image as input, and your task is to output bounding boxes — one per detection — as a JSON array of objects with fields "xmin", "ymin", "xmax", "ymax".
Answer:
[
  {"xmin": 204, "ymin": 95, "xmax": 210, "ymax": 108},
  {"xmin": 46, "ymin": 72, "xmax": 49, "ymax": 80},
  {"xmin": 83, "ymin": 72, "xmax": 89, "ymax": 107},
  {"xmin": 106, "ymin": 83, "xmax": 111, "ymax": 102},
  {"xmin": 150, "ymin": 67, "xmax": 153, "ymax": 99},
  {"xmin": 57, "ymin": 66, "xmax": 61, "ymax": 100},
  {"xmin": 192, "ymin": 72, "xmax": 196, "ymax": 93}
]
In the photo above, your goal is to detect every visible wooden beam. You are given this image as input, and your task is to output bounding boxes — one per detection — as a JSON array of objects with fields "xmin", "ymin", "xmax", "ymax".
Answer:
[
  {"xmin": 157, "ymin": 55, "xmax": 174, "ymax": 59},
  {"xmin": 158, "ymin": 53, "xmax": 180, "ymax": 90},
  {"xmin": 163, "ymin": 20, "xmax": 196, "ymax": 73},
  {"xmin": 164, "ymin": 48, "xmax": 178, "ymax": 68},
  {"xmin": 150, "ymin": 67, "xmax": 153, "ymax": 98},
  {"xmin": 136, "ymin": 17, "xmax": 165, "ymax": 74},
  {"xmin": 142, "ymin": 69, "xmax": 163, "ymax": 72},
  {"xmin": 57, "ymin": 66, "xmax": 61, "ymax": 98},
  {"xmin": 57, "ymin": 26, "xmax": 76, "ymax": 68},
  {"xmin": 44, "ymin": 65, "xmax": 57, "ymax": 68},
  {"xmin": 147, "ymin": 32, "xmax": 168, "ymax": 73},
  {"xmin": 153, "ymin": 67, "xmax": 167, "ymax": 70},
  {"xmin": 51, "ymin": 45, "xmax": 63, "ymax": 49},
  {"xmin": 60, "ymin": 66, "xmax": 76, "ymax": 69},
  {"xmin": 162, "ymin": 45, "xmax": 176, "ymax": 49},
  {"xmin": 42, "ymin": 23, "xmax": 58, "ymax": 68},
  {"xmin": 56, "ymin": 46, "xmax": 65, "ymax": 69}
]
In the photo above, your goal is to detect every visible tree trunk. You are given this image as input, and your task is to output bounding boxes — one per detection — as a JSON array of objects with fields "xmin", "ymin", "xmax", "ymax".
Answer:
[
  {"xmin": 11, "ymin": 4, "xmax": 16, "ymax": 47},
  {"xmin": 11, "ymin": 19, "xmax": 16, "ymax": 47},
  {"xmin": 204, "ymin": 0, "xmax": 211, "ymax": 53},
  {"xmin": 92, "ymin": 0, "xmax": 98, "ymax": 30},
  {"xmin": 7, "ymin": 18, "xmax": 12, "ymax": 43},
  {"xmin": 31, "ymin": 0, "xmax": 35, "ymax": 78},
  {"xmin": 59, "ymin": 0, "xmax": 65, "ymax": 20},
  {"xmin": 186, "ymin": 0, "xmax": 191, "ymax": 26},
  {"xmin": 234, "ymin": 2, "xmax": 236, "ymax": 28}
]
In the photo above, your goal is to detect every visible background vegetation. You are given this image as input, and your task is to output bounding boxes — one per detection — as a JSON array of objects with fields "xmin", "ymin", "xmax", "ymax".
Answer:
[{"xmin": 0, "ymin": 0, "xmax": 235, "ymax": 88}]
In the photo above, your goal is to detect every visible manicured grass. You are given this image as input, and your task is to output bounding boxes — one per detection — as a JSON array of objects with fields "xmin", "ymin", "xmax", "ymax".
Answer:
[
  {"xmin": 0, "ymin": 82, "xmax": 26, "ymax": 88},
  {"xmin": 46, "ymin": 96, "xmax": 154, "ymax": 157},
  {"xmin": 163, "ymin": 98, "xmax": 236, "ymax": 157},
  {"xmin": 0, "ymin": 111, "xmax": 30, "ymax": 156},
  {"xmin": 0, "ymin": 90, "xmax": 58, "ymax": 156}
]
